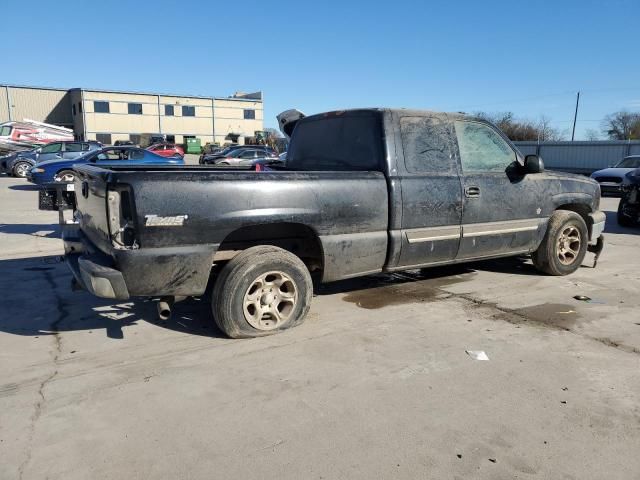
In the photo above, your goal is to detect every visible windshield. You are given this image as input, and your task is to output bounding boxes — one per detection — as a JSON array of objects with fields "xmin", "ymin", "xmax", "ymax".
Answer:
[
  {"xmin": 286, "ymin": 111, "xmax": 383, "ymax": 171},
  {"xmin": 616, "ymin": 157, "xmax": 640, "ymax": 168}
]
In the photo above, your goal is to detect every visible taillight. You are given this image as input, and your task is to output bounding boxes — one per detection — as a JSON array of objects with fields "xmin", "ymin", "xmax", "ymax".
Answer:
[{"xmin": 107, "ymin": 185, "xmax": 138, "ymax": 249}]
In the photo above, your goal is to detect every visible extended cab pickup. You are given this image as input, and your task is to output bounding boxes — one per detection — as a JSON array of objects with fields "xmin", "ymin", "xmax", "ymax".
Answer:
[{"xmin": 63, "ymin": 108, "xmax": 605, "ymax": 337}]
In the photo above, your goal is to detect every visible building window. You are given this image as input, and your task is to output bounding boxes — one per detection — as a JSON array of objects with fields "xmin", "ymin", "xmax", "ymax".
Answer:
[
  {"xmin": 78, "ymin": 102, "xmax": 82, "ymax": 113},
  {"xmin": 165, "ymin": 105, "xmax": 174, "ymax": 116},
  {"xmin": 244, "ymin": 109, "xmax": 256, "ymax": 120},
  {"xmin": 128, "ymin": 103, "xmax": 143, "ymax": 115},
  {"xmin": 94, "ymin": 101, "xmax": 110, "ymax": 113},
  {"xmin": 96, "ymin": 133, "xmax": 112, "ymax": 145},
  {"xmin": 130, "ymin": 134, "xmax": 141, "ymax": 145},
  {"xmin": 166, "ymin": 134, "xmax": 175, "ymax": 143},
  {"xmin": 182, "ymin": 106, "xmax": 195, "ymax": 117},
  {"xmin": 72, "ymin": 104, "xmax": 76, "ymax": 116}
]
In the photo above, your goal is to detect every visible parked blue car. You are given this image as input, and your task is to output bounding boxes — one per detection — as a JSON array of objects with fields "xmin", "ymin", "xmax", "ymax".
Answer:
[
  {"xmin": 2, "ymin": 141, "xmax": 103, "ymax": 178},
  {"xmin": 27, "ymin": 146, "xmax": 184, "ymax": 184},
  {"xmin": 1, "ymin": 147, "xmax": 38, "ymax": 176}
]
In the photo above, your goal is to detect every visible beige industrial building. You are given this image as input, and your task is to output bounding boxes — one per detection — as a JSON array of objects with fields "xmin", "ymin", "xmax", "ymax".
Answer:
[{"xmin": 1, "ymin": 84, "xmax": 264, "ymax": 146}]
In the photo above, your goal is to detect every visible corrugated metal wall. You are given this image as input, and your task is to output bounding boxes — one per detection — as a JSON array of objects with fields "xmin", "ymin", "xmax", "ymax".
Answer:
[
  {"xmin": 514, "ymin": 141, "xmax": 640, "ymax": 174},
  {"xmin": 7, "ymin": 86, "xmax": 72, "ymax": 127},
  {"xmin": 0, "ymin": 86, "xmax": 10, "ymax": 123}
]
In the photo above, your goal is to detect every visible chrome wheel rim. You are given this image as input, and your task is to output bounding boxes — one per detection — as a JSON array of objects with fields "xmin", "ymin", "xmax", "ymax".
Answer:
[
  {"xmin": 15, "ymin": 163, "xmax": 29, "ymax": 177},
  {"xmin": 557, "ymin": 226, "xmax": 581, "ymax": 265},
  {"xmin": 243, "ymin": 271, "xmax": 297, "ymax": 330},
  {"xmin": 54, "ymin": 172, "xmax": 76, "ymax": 183}
]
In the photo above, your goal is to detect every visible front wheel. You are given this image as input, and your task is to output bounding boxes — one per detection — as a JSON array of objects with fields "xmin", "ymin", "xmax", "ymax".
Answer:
[
  {"xmin": 617, "ymin": 198, "xmax": 636, "ymax": 227},
  {"xmin": 532, "ymin": 210, "xmax": 588, "ymax": 276},
  {"xmin": 53, "ymin": 170, "xmax": 77, "ymax": 183},
  {"xmin": 211, "ymin": 246, "xmax": 313, "ymax": 338}
]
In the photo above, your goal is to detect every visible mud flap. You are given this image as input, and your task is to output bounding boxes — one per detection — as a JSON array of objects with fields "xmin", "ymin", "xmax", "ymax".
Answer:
[{"xmin": 587, "ymin": 234, "xmax": 604, "ymax": 268}]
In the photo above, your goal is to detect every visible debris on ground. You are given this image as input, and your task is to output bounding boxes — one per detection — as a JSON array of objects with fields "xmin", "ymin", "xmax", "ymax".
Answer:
[
  {"xmin": 488, "ymin": 458, "xmax": 497, "ymax": 463},
  {"xmin": 573, "ymin": 294, "xmax": 607, "ymax": 304},
  {"xmin": 466, "ymin": 350, "xmax": 489, "ymax": 361}
]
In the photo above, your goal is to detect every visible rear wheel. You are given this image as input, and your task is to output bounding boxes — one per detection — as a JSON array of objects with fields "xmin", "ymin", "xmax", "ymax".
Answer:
[
  {"xmin": 532, "ymin": 210, "xmax": 588, "ymax": 276},
  {"xmin": 12, "ymin": 161, "xmax": 31, "ymax": 178},
  {"xmin": 53, "ymin": 170, "xmax": 77, "ymax": 183},
  {"xmin": 211, "ymin": 246, "xmax": 312, "ymax": 338}
]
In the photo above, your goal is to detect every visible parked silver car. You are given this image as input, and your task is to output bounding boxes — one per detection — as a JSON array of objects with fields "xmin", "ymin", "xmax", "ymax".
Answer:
[
  {"xmin": 213, "ymin": 148, "xmax": 279, "ymax": 166},
  {"xmin": 590, "ymin": 155, "xmax": 640, "ymax": 196}
]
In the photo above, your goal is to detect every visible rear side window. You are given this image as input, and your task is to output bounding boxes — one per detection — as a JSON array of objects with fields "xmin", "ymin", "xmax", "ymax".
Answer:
[
  {"xmin": 65, "ymin": 143, "xmax": 83, "ymax": 152},
  {"xmin": 40, "ymin": 143, "xmax": 62, "ymax": 153},
  {"xmin": 454, "ymin": 121, "xmax": 516, "ymax": 172},
  {"xmin": 129, "ymin": 150, "xmax": 145, "ymax": 160},
  {"xmin": 400, "ymin": 116, "xmax": 454, "ymax": 173},
  {"xmin": 287, "ymin": 111, "xmax": 383, "ymax": 171}
]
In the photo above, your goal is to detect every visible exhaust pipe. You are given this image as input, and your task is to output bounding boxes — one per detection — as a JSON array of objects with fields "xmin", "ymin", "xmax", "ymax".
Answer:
[{"xmin": 157, "ymin": 296, "xmax": 174, "ymax": 321}]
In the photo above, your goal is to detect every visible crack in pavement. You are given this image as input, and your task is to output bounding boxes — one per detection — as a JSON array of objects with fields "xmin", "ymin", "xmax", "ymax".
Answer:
[{"xmin": 17, "ymin": 270, "xmax": 66, "ymax": 480}]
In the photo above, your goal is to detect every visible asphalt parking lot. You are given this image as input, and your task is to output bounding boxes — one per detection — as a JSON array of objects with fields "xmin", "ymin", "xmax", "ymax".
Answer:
[{"xmin": 1, "ymin": 173, "xmax": 639, "ymax": 479}]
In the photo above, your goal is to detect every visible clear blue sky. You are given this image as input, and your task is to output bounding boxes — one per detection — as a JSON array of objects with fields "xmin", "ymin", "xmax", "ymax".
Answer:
[{"xmin": 2, "ymin": 0, "xmax": 639, "ymax": 139}]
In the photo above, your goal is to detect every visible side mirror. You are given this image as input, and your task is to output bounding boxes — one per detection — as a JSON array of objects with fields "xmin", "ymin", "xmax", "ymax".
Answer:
[{"xmin": 524, "ymin": 154, "xmax": 544, "ymax": 174}]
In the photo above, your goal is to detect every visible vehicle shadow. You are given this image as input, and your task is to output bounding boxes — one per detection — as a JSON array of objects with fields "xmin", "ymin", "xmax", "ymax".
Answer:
[
  {"xmin": 8, "ymin": 184, "xmax": 39, "ymax": 191},
  {"xmin": 0, "ymin": 255, "xmax": 225, "ymax": 339},
  {"xmin": 0, "ymin": 223, "xmax": 60, "ymax": 238},
  {"xmin": 603, "ymin": 210, "xmax": 640, "ymax": 235}
]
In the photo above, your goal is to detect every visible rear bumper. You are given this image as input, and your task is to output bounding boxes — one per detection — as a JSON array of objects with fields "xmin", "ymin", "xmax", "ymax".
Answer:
[
  {"xmin": 63, "ymin": 226, "xmax": 216, "ymax": 299},
  {"xmin": 63, "ymin": 227, "xmax": 130, "ymax": 299}
]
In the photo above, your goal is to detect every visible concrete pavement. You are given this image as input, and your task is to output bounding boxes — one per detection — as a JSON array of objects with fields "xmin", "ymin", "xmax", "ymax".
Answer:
[{"xmin": 1, "ymin": 174, "xmax": 639, "ymax": 479}]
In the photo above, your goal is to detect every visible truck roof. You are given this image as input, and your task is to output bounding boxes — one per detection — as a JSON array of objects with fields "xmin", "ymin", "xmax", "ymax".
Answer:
[{"xmin": 300, "ymin": 108, "xmax": 470, "ymax": 121}]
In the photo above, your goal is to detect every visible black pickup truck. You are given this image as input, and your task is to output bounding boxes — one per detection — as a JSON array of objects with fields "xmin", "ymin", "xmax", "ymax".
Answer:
[{"xmin": 62, "ymin": 108, "xmax": 605, "ymax": 337}]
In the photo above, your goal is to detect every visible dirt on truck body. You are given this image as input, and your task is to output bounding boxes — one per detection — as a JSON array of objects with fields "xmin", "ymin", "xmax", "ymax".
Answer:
[{"xmin": 60, "ymin": 108, "xmax": 605, "ymax": 337}]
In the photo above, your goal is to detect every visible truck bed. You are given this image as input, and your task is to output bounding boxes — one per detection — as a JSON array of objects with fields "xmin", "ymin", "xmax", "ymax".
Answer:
[{"xmin": 71, "ymin": 164, "xmax": 390, "ymax": 296}]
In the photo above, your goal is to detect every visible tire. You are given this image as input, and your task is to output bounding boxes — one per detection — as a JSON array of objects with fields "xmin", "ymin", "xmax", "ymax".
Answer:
[
  {"xmin": 211, "ymin": 246, "xmax": 312, "ymax": 338},
  {"xmin": 617, "ymin": 199, "xmax": 635, "ymax": 227},
  {"xmin": 53, "ymin": 170, "xmax": 77, "ymax": 183},
  {"xmin": 12, "ymin": 161, "xmax": 31, "ymax": 178},
  {"xmin": 532, "ymin": 210, "xmax": 588, "ymax": 276}
]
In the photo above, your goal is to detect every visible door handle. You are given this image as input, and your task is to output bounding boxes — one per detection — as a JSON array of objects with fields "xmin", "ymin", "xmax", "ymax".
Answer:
[{"xmin": 464, "ymin": 186, "xmax": 480, "ymax": 198}]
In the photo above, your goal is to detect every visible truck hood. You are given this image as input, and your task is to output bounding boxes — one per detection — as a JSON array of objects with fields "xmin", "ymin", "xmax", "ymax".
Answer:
[{"xmin": 590, "ymin": 167, "xmax": 634, "ymax": 178}]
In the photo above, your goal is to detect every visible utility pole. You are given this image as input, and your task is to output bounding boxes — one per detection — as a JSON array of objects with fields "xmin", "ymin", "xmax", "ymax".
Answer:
[{"xmin": 571, "ymin": 91, "xmax": 580, "ymax": 141}]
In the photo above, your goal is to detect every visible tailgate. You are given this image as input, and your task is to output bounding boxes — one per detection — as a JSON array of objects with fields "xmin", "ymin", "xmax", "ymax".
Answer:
[{"xmin": 73, "ymin": 165, "xmax": 115, "ymax": 254}]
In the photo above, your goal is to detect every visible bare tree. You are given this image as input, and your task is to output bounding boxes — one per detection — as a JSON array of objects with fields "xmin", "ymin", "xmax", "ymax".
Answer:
[
  {"xmin": 584, "ymin": 129, "xmax": 601, "ymax": 141},
  {"xmin": 601, "ymin": 111, "xmax": 640, "ymax": 140},
  {"xmin": 474, "ymin": 111, "xmax": 564, "ymax": 141}
]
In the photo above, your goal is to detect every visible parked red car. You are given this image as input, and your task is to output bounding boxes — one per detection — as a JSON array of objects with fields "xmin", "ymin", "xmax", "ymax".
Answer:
[{"xmin": 146, "ymin": 143, "xmax": 184, "ymax": 158}]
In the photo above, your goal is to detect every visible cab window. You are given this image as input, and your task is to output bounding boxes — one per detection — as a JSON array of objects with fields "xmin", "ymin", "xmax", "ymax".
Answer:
[
  {"xmin": 454, "ymin": 121, "xmax": 516, "ymax": 172},
  {"xmin": 401, "ymin": 116, "xmax": 454, "ymax": 173}
]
